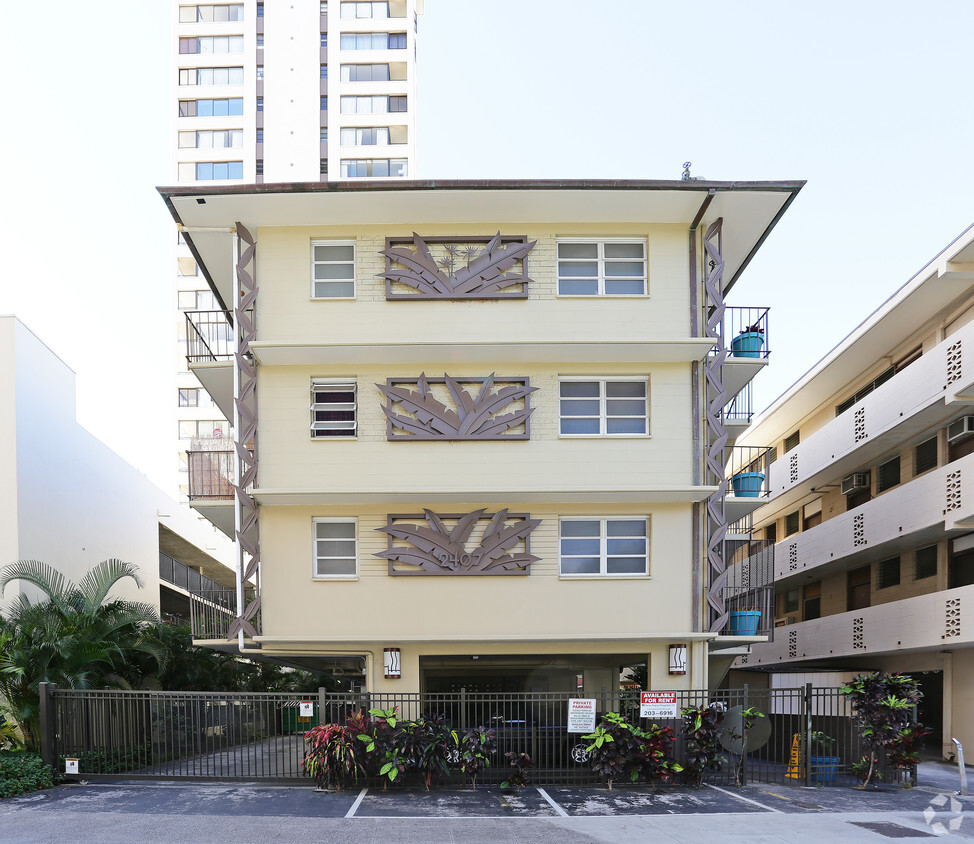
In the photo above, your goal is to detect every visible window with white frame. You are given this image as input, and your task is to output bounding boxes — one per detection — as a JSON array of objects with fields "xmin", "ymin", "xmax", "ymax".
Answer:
[
  {"xmin": 178, "ymin": 129, "xmax": 243, "ymax": 149},
  {"xmin": 178, "ymin": 98, "xmax": 244, "ymax": 117},
  {"xmin": 559, "ymin": 378, "xmax": 648, "ymax": 436},
  {"xmin": 179, "ymin": 4, "xmax": 244, "ymax": 23},
  {"xmin": 340, "ymin": 32, "xmax": 406, "ymax": 49},
  {"xmin": 556, "ymin": 240, "xmax": 646, "ymax": 295},
  {"xmin": 340, "ymin": 95, "xmax": 406, "ymax": 114},
  {"xmin": 340, "ymin": 158, "xmax": 406, "ymax": 178},
  {"xmin": 340, "ymin": 126, "xmax": 390, "ymax": 145},
  {"xmin": 178, "ymin": 388, "xmax": 200, "ymax": 407},
  {"xmin": 177, "ymin": 289, "xmax": 219, "ymax": 310},
  {"xmin": 178, "ymin": 67, "xmax": 244, "ymax": 86},
  {"xmin": 341, "ymin": 63, "xmax": 390, "ymax": 81},
  {"xmin": 179, "ymin": 35, "xmax": 244, "ymax": 54},
  {"xmin": 311, "ymin": 380, "xmax": 357, "ymax": 437},
  {"xmin": 178, "ymin": 419, "xmax": 230, "ymax": 440},
  {"xmin": 340, "ymin": 1, "xmax": 389, "ymax": 18},
  {"xmin": 313, "ymin": 518, "xmax": 358, "ymax": 577},
  {"xmin": 559, "ymin": 518, "xmax": 649, "ymax": 576},
  {"xmin": 311, "ymin": 241, "xmax": 355, "ymax": 298}
]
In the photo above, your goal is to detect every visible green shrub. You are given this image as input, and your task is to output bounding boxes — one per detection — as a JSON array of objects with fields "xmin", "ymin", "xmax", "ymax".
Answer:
[
  {"xmin": 0, "ymin": 751, "xmax": 54, "ymax": 798},
  {"xmin": 582, "ymin": 712, "xmax": 681, "ymax": 790}
]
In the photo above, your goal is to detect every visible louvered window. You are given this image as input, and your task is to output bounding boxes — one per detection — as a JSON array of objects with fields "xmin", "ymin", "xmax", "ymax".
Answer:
[
  {"xmin": 878, "ymin": 456, "xmax": 900, "ymax": 492},
  {"xmin": 878, "ymin": 556, "xmax": 901, "ymax": 589},
  {"xmin": 915, "ymin": 437, "xmax": 937, "ymax": 475},
  {"xmin": 915, "ymin": 545, "xmax": 937, "ymax": 580},
  {"xmin": 311, "ymin": 381, "xmax": 357, "ymax": 437}
]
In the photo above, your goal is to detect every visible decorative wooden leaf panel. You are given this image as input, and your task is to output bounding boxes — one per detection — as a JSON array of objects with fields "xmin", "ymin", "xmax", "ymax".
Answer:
[
  {"xmin": 382, "ymin": 233, "xmax": 536, "ymax": 299},
  {"xmin": 376, "ymin": 509, "xmax": 540, "ymax": 576},
  {"xmin": 377, "ymin": 373, "xmax": 536, "ymax": 440}
]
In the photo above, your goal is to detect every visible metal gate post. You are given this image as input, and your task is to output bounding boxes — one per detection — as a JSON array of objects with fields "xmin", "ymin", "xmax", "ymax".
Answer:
[
  {"xmin": 317, "ymin": 687, "xmax": 327, "ymax": 727},
  {"xmin": 741, "ymin": 683, "xmax": 749, "ymax": 786},
  {"xmin": 38, "ymin": 682, "xmax": 57, "ymax": 769},
  {"xmin": 803, "ymin": 683, "xmax": 813, "ymax": 787}
]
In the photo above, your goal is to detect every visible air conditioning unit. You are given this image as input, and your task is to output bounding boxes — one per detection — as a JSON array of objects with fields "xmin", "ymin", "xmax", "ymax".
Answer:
[
  {"xmin": 948, "ymin": 416, "xmax": 974, "ymax": 444},
  {"xmin": 841, "ymin": 472, "xmax": 870, "ymax": 495},
  {"xmin": 774, "ymin": 616, "xmax": 795, "ymax": 628}
]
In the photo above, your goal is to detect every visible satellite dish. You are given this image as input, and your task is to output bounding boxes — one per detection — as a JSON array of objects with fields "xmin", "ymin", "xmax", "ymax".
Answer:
[{"xmin": 718, "ymin": 705, "xmax": 772, "ymax": 755}]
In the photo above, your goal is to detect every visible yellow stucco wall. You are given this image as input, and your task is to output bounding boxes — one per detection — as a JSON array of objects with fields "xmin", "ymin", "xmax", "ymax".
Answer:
[
  {"xmin": 258, "ymin": 501, "xmax": 694, "ymax": 640},
  {"xmin": 254, "ymin": 222, "xmax": 692, "ymax": 346},
  {"xmin": 257, "ymin": 362, "xmax": 692, "ymax": 493}
]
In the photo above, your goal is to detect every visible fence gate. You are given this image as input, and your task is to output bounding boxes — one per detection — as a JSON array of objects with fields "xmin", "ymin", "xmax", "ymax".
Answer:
[
  {"xmin": 40, "ymin": 685, "xmax": 316, "ymax": 781},
  {"xmin": 39, "ymin": 683, "xmax": 906, "ymax": 787}
]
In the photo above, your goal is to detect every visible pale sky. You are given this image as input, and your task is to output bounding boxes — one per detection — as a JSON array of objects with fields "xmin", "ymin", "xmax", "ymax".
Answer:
[{"xmin": 1, "ymin": 0, "xmax": 972, "ymax": 490}]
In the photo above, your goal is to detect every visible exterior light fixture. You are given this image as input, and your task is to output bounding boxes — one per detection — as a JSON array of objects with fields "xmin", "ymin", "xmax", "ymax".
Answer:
[
  {"xmin": 668, "ymin": 643, "xmax": 688, "ymax": 676},
  {"xmin": 383, "ymin": 647, "xmax": 401, "ymax": 679}
]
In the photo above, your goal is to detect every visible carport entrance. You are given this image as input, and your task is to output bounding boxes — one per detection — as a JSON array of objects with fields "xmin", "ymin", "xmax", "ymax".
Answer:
[{"xmin": 420, "ymin": 653, "xmax": 646, "ymax": 696}]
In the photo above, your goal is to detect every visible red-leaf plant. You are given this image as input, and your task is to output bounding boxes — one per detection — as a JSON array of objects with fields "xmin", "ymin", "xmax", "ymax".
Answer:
[{"xmin": 303, "ymin": 708, "xmax": 370, "ymax": 791}]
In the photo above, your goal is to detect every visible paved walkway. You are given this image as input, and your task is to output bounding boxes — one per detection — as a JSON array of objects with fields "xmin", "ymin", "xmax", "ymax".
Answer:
[{"xmin": 0, "ymin": 759, "xmax": 970, "ymax": 842}]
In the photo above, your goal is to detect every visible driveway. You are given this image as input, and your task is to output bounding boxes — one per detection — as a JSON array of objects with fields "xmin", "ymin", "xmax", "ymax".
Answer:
[{"xmin": 1, "ymin": 775, "xmax": 972, "ymax": 843}]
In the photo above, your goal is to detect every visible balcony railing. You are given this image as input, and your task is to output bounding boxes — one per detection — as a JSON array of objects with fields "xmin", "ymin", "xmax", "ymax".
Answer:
[
  {"xmin": 720, "ymin": 306, "xmax": 770, "ymax": 360},
  {"xmin": 767, "ymin": 319, "xmax": 974, "ymax": 500},
  {"xmin": 187, "ymin": 450, "xmax": 234, "ymax": 500},
  {"xmin": 769, "ymin": 449, "xmax": 974, "ymax": 582},
  {"xmin": 159, "ymin": 553, "xmax": 228, "ymax": 595},
  {"xmin": 722, "ymin": 542, "xmax": 775, "ymax": 638},
  {"xmin": 726, "ymin": 444, "xmax": 773, "ymax": 500},
  {"xmin": 725, "ymin": 382, "xmax": 754, "ymax": 423},
  {"xmin": 740, "ymin": 582, "xmax": 974, "ymax": 667},
  {"xmin": 186, "ymin": 310, "xmax": 233, "ymax": 364},
  {"xmin": 190, "ymin": 587, "xmax": 256, "ymax": 640}
]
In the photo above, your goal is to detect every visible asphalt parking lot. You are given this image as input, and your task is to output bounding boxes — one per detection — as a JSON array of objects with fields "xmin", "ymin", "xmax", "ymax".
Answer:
[{"xmin": 1, "ymin": 762, "xmax": 972, "ymax": 843}]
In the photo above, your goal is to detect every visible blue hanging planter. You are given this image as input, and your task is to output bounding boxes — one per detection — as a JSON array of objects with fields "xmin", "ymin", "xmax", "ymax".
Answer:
[
  {"xmin": 731, "ymin": 471, "xmax": 765, "ymax": 497},
  {"xmin": 731, "ymin": 330, "xmax": 765, "ymax": 358},
  {"xmin": 728, "ymin": 610, "xmax": 762, "ymax": 636}
]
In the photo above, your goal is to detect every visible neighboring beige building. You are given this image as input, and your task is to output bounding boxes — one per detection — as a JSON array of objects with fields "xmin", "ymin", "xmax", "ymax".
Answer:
[
  {"xmin": 731, "ymin": 224, "xmax": 974, "ymax": 759},
  {"xmin": 0, "ymin": 315, "xmax": 234, "ymax": 619},
  {"xmin": 158, "ymin": 178, "xmax": 802, "ymax": 693},
  {"xmin": 173, "ymin": 0, "xmax": 424, "ymax": 499}
]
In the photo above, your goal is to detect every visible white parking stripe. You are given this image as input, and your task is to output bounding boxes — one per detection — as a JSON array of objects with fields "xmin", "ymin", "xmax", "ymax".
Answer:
[
  {"xmin": 704, "ymin": 783, "xmax": 783, "ymax": 813},
  {"xmin": 345, "ymin": 787, "xmax": 368, "ymax": 818},
  {"xmin": 536, "ymin": 787, "xmax": 569, "ymax": 817}
]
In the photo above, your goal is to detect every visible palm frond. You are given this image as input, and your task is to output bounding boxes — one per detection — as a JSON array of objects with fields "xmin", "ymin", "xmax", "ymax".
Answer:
[
  {"xmin": 77, "ymin": 559, "xmax": 144, "ymax": 613},
  {"xmin": 0, "ymin": 560, "xmax": 73, "ymax": 610}
]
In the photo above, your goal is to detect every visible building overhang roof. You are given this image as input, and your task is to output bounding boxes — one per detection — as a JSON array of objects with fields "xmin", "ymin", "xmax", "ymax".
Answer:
[
  {"xmin": 158, "ymin": 178, "xmax": 804, "ymax": 311},
  {"xmin": 740, "ymin": 222, "xmax": 974, "ymax": 447}
]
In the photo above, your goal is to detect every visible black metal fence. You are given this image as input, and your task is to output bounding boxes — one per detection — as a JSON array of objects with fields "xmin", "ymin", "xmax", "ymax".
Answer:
[{"xmin": 40, "ymin": 684, "xmax": 910, "ymax": 788}]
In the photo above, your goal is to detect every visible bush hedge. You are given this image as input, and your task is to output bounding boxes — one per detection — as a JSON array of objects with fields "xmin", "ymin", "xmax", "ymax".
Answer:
[{"xmin": 0, "ymin": 751, "xmax": 54, "ymax": 798}]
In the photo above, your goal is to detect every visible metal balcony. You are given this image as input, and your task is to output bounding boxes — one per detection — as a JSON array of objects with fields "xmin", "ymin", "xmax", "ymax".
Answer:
[
  {"xmin": 186, "ymin": 310, "xmax": 233, "ymax": 363},
  {"xmin": 187, "ymin": 450, "xmax": 235, "ymax": 500},
  {"xmin": 724, "ymin": 306, "xmax": 770, "ymax": 360},
  {"xmin": 159, "ymin": 552, "xmax": 230, "ymax": 594},
  {"xmin": 715, "ymin": 307, "xmax": 770, "ymax": 400},
  {"xmin": 189, "ymin": 587, "xmax": 256, "ymax": 640},
  {"xmin": 725, "ymin": 444, "xmax": 773, "ymax": 522},
  {"xmin": 724, "ymin": 383, "xmax": 753, "ymax": 448}
]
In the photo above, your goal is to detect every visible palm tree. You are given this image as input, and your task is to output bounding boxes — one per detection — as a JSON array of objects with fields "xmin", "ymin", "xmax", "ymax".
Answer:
[{"xmin": 0, "ymin": 559, "xmax": 163, "ymax": 751}]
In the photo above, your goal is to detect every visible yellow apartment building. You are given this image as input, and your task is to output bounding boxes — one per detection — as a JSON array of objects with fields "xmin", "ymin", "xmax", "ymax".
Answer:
[{"xmin": 159, "ymin": 179, "xmax": 802, "ymax": 696}]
